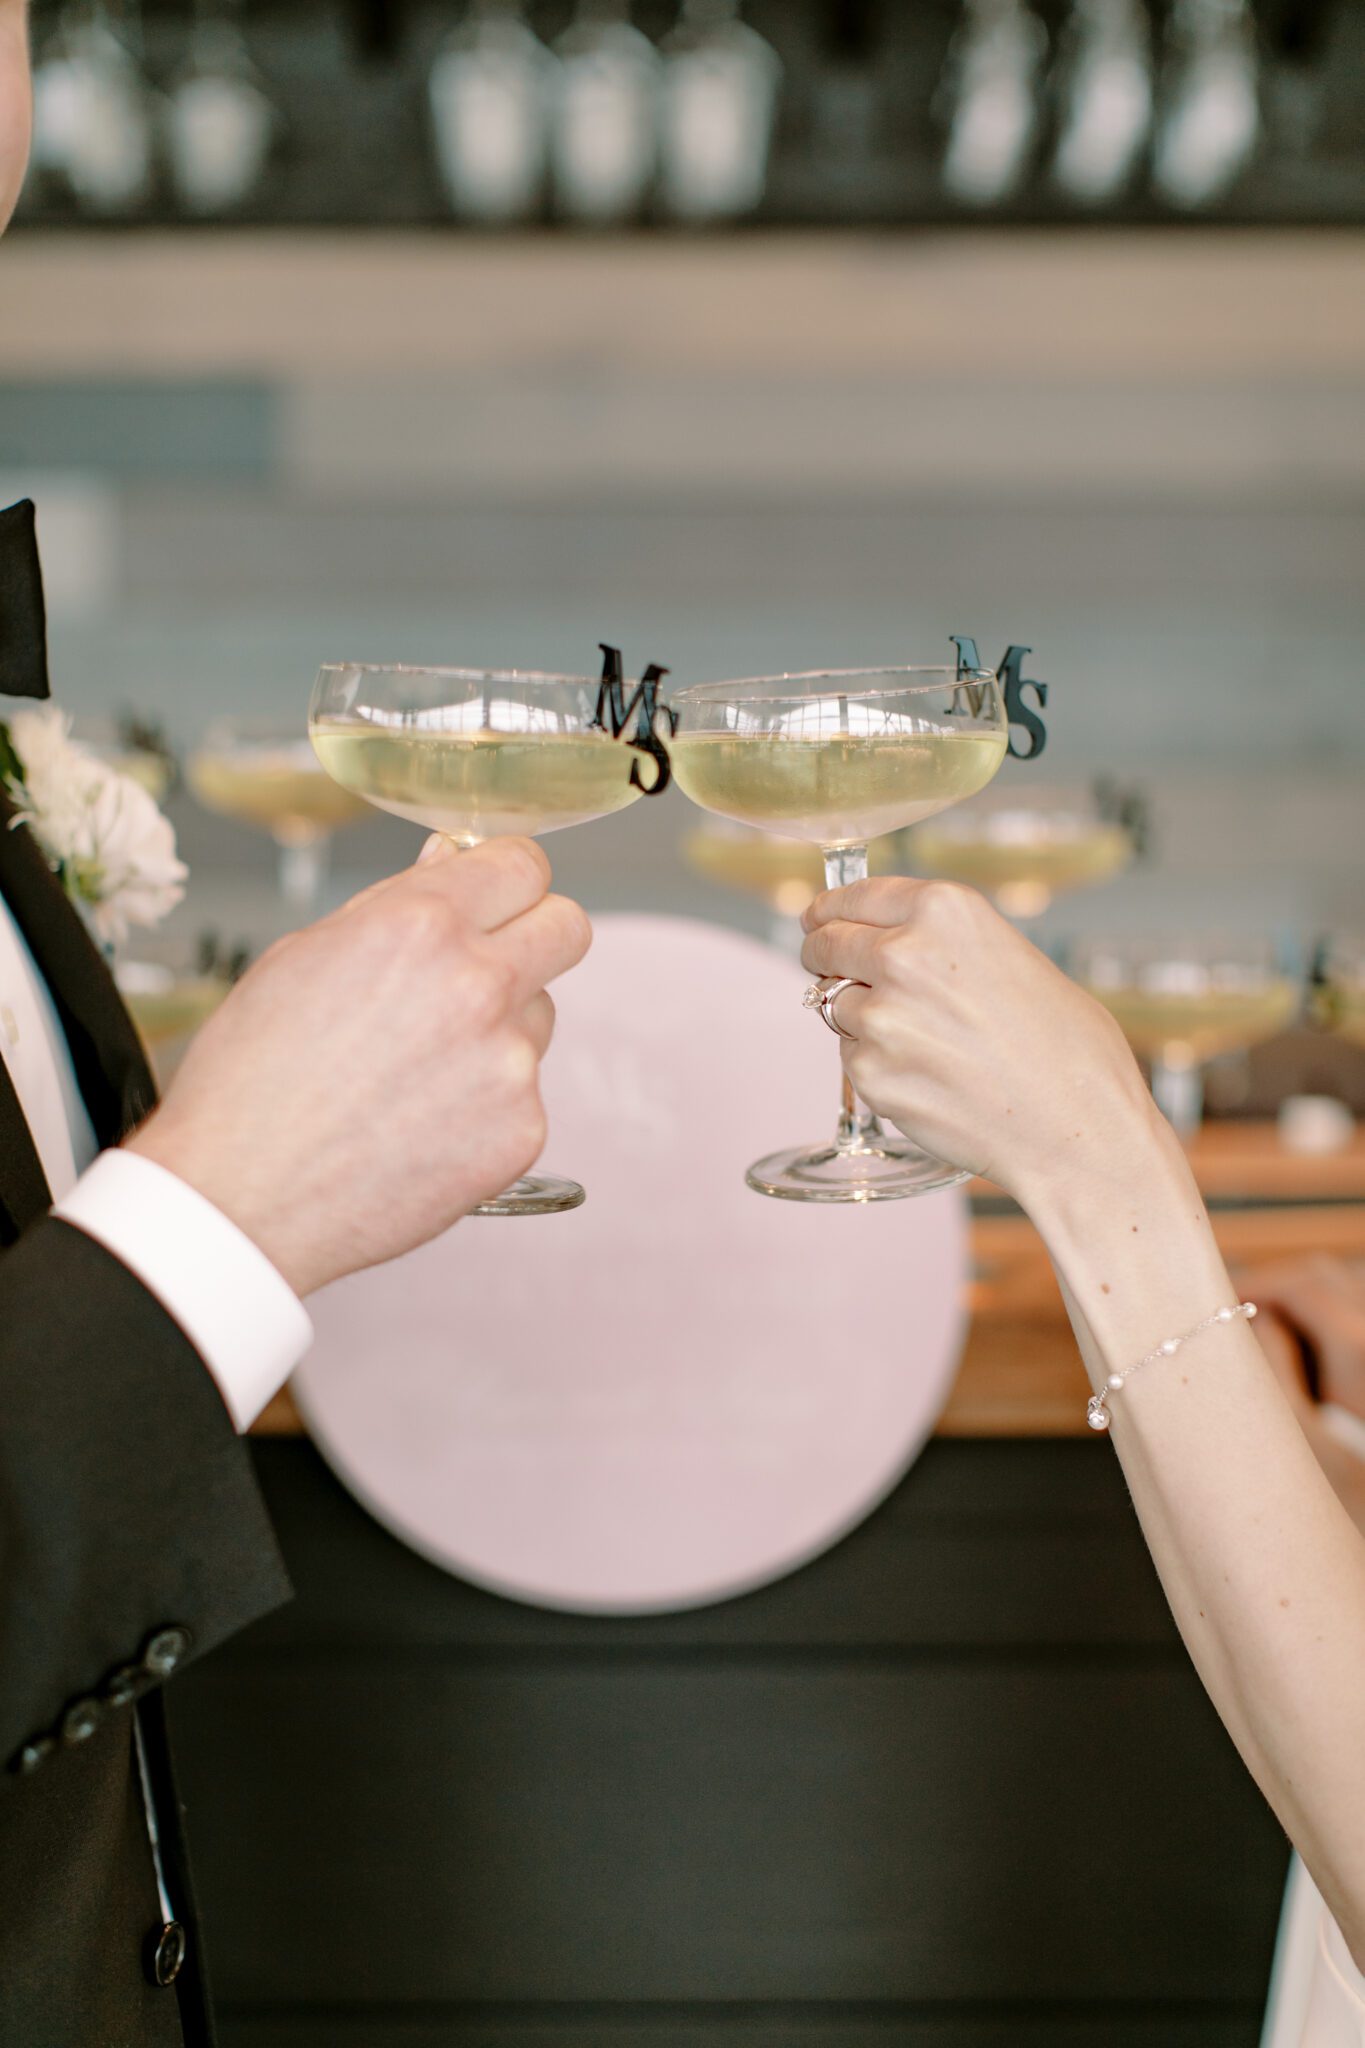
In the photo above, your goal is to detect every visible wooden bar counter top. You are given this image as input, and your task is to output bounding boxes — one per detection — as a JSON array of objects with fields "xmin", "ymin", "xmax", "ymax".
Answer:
[{"xmin": 251, "ymin": 1119, "xmax": 1365, "ymax": 1443}]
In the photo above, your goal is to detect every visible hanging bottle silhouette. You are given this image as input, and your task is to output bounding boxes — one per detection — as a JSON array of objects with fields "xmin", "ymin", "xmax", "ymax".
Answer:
[
  {"xmin": 552, "ymin": 0, "xmax": 660, "ymax": 224},
  {"xmin": 658, "ymin": 0, "xmax": 782, "ymax": 223},
  {"xmin": 429, "ymin": 0, "xmax": 555, "ymax": 224}
]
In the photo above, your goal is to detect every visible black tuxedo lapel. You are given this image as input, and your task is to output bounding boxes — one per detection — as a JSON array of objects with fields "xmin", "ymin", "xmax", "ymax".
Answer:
[
  {"xmin": 0, "ymin": 500, "xmax": 52, "ymax": 701},
  {"xmin": 0, "ymin": 787, "xmax": 156, "ymax": 1155}
]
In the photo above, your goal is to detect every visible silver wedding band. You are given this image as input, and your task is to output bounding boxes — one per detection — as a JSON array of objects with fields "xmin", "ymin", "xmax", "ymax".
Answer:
[{"xmin": 802, "ymin": 975, "xmax": 864, "ymax": 1041}]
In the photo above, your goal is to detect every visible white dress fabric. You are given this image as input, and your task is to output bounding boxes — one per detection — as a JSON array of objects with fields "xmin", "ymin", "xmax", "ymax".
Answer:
[{"xmin": 1262, "ymin": 1856, "xmax": 1365, "ymax": 2048}]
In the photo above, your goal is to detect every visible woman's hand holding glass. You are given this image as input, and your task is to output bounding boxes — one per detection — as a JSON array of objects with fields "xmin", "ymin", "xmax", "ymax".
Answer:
[{"xmin": 798, "ymin": 875, "xmax": 1161, "ymax": 1208}]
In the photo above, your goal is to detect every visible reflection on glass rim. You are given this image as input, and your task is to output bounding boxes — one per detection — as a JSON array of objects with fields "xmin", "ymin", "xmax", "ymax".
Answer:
[
  {"xmin": 922, "ymin": 807, "xmax": 1109, "ymax": 842},
  {"xmin": 315, "ymin": 662, "xmax": 601, "ymax": 688},
  {"xmin": 672, "ymin": 665, "xmax": 995, "ymax": 703}
]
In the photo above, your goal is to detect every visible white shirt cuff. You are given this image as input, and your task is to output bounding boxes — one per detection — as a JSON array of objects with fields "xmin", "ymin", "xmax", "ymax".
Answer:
[{"xmin": 54, "ymin": 1150, "xmax": 313, "ymax": 1432}]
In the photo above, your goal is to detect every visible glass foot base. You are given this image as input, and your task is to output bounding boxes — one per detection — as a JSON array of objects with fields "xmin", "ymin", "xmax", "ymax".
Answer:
[
  {"xmin": 745, "ymin": 1135, "xmax": 969, "ymax": 1204},
  {"xmin": 473, "ymin": 1174, "xmax": 586, "ymax": 1218}
]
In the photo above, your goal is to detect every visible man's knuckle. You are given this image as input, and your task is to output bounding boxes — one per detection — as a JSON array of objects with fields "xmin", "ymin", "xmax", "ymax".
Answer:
[
  {"xmin": 396, "ymin": 890, "xmax": 455, "ymax": 950},
  {"xmin": 458, "ymin": 954, "xmax": 516, "ymax": 1024},
  {"xmin": 500, "ymin": 1031, "xmax": 539, "ymax": 1093},
  {"xmin": 499, "ymin": 838, "xmax": 551, "ymax": 897}
]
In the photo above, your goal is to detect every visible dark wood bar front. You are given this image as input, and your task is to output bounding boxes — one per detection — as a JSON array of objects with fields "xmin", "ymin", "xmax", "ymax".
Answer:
[{"xmin": 166, "ymin": 1124, "xmax": 1365, "ymax": 2045}]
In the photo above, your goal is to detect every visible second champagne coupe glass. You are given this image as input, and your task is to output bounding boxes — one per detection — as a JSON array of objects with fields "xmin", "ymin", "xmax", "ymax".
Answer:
[
  {"xmin": 308, "ymin": 661, "xmax": 650, "ymax": 1217},
  {"xmin": 189, "ymin": 719, "xmax": 369, "ymax": 915},
  {"xmin": 911, "ymin": 781, "xmax": 1134, "ymax": 921},
  {"xmin": 1076, "ymin": 936, "xmax": 1300, "ymax": 1138},
  {"xmin": 671, "ymin": 664, "xmax": 1009, "ymax": 1202},
  {"xmin": 1316, "ymin": 938, "xmax": 1365, "ymax": 1050}
]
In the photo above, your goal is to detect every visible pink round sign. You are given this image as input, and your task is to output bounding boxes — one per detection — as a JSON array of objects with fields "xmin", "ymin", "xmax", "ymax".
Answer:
[{"xmin": 294, "ymin": 915, "xmax": 969, "ymax": 1614}]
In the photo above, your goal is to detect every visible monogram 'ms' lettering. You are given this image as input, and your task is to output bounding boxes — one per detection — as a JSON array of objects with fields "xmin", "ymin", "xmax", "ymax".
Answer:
[
  {"xmin": 998, "ymin": 644, "xmax": 1048, "ymax": 761},
  {"xmin": 594, "ymin": 644, "xmax": 676, "ymax": 795}
]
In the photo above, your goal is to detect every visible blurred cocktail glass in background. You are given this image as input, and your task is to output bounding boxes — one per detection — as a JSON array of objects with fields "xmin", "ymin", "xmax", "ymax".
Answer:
[
  {"xmin": 1316, "ymin": 938, "xmax": 1365, "ymax": 1051},
  {"xmin": 1076, "ymin": 935, "xmax": 1300, "ymax": 1138},
  {"xmin": 79, "ymin": 715, "xmax": 177, "ymax": 804},
  {"xmin": 683, "ymin": 819, "xmax": 900, "ymax": 948},
  {"xmin": 188, "ymin": 718, "xmax": 369, "ymax": 915},
  {"xmin": 115, "ymin": 936, "xmax": 242, "ymax": 1083},
  {"xmin": 911, "ymin": 782, "xmax": 1134, "ymax": 920}
]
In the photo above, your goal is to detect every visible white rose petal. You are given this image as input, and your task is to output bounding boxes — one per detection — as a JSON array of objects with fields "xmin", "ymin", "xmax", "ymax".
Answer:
[{"xmin": 5, "ymin": 704, "xmax": 187, "ymax": 948}]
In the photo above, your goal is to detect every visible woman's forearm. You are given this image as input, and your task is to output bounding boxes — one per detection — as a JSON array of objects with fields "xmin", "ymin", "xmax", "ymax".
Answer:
[{"xmin": 1026, "ymin": 1116, "xmax": 1365, "ymax": 1967}]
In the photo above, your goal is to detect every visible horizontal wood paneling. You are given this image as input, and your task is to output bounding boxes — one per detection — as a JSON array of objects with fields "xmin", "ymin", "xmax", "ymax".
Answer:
[
  {"xmin": 4, "ymin": 234, "xmax": 1361, "ymax": 382},
  {"xmin": 169, "ymin": 1443, "xmax": 1287, "ymax": 2032},
  {"xmin": 174, "ymin": 1658, "xmax": 1284, "ymax": 2008},
  {"xmin": 219, "ymin": 2007, "xmax": 1263, "ymax": 2048},
  {"xmin": 228, "ymin": 1441, "xmax": 1180, "ymax": 1652}
]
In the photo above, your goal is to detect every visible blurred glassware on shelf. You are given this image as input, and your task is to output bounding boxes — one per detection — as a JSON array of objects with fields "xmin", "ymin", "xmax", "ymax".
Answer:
[
  {"xmin": 31, "ymin": 0, "xmax": 155, "ymax": 215},
  {"xmin": 188, "ymin": 719, "xmax": 369, "ymax": 917},
  {"xmin": 552, "ymin": 0, "xmax": 660, "ymax": 223},
  {"xmin": 1151, "ymin": 0, "xmax": 1260, "ymax": 208},
  {"xmin": 428, "ymin": 0, "xmax": 554, "ymax": 223},
  {"xmin": 165, "ymin": 0, "xmax": 275, "ymax": 216},
  {"xmin": 1314, "ymin": 937, "xmax": 1365, "ymax": 1051},
  {"xmin": 1075, "ymin": 935, "xmax": 1300, "ymax": 1138},
  {"xmin": 683, "ymin": 819, "xmax": 898, "ymax": 949},
  {"xmin": 657, "ymin": 0, "xmax": 781, "ymax": 223},
  {"xmin": 911, "ymin": 780, "xmax": 1136, "ymax": 920},
  {"xmin": 939, "ymin": 0, "xmax": 1047, "ymax": 205},
  {"xmin": 76, "ymin": 713, "xmax": 177, "ymax": 803},
  {"xmin": 116, "ymin": 955, "xmax": 232, "ymax": 1052},
  {"xmin": 1051, "ymin": 0, "xmax": 1154, "ymax": 204},
  {"xmin": 115, "ymin": 930, "xmax": 246, "ymax": 1080}
]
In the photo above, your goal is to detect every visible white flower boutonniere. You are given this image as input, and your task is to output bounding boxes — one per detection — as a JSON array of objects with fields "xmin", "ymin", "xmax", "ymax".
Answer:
[{"xmin": 0, "ymin": 704, "xmax": 187, "ymax": 950}]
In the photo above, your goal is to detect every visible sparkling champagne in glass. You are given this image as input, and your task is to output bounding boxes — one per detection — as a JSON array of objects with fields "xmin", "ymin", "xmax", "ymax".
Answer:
[
  {"xmin": 913, "ymin": 783, "xmax": 1133, "ymax": 920},
  {"xmin": 671, "ymin": 663, "xmax": 1009, "ymax": 1201},
  {"xmin": 189, "ymin": 720, "xmax": 369, "ymax": 914},
  {"xmin": 309, "ymin": 660, "xmax": 654, "ymax": 1217},
  {"xmin": 1076, "ymin": 936, "xmax": 1300, "ymax": 1138}
]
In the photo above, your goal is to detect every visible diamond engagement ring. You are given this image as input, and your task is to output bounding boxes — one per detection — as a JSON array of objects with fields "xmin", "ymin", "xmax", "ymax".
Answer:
[{"xmin": 802, "ymin": 976, "xmax": 864, "ymax": 1040}]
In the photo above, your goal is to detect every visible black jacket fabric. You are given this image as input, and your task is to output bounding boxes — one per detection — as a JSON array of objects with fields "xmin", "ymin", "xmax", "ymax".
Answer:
[{"xmin": 0, "ymin": 785, "xmax": 293, "ymax": 2045}]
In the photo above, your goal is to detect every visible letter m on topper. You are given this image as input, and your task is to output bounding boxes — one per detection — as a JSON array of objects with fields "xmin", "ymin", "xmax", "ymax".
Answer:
[{"xmin": 593, "ymin": 644, "xmax": 676, "ymax": 794}]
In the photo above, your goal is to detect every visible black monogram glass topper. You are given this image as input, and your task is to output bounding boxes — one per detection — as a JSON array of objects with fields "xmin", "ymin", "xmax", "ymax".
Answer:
[
  {"xmin": 950, "ymin": 635, "xmax": 1048, "ymax": 761},
  {"xmin": 591, "ymin": 644, "xmax": 677, "ymax": 794}
]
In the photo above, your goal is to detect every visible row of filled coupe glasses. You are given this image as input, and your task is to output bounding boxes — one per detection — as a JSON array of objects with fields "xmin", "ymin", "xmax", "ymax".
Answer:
[{"xmin": 307, "ymin": 647, "xmax": 1019, "ymax": 1217}]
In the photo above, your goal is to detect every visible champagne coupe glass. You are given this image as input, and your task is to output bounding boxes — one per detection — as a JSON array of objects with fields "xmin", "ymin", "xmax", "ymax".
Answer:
[
  {"xmin": 911, "ymin": 780, "xmax": 1134, "ymax": 921},
  {"xmin": 683, "ymin": 821, "xmax": 900, "ymax": 950},
  {"xmin": 671, "ymin": 663, "xmax": 1009, "ymax": 1202},
  {"xmin": 188, "ymin": 719, "xmax": 369, "ymax": 915},
  {"xmin": 1076, "ymin": 936, "xmax": 1300, "ymax": 1139},
  {"xmin": 1315, "ymin": 937, "xmax": 1365, "ymax": 1050},
  {"xmin": 116, "ymin": 947, "xmax": 236, "ymax": 1085},
  {"xmin": 308, "ymin": 661, "xmax": 650, "ymax": 1217},
  {"xmin": 77, "ymin": 714, "xmax": 177, "ymax": 803}
]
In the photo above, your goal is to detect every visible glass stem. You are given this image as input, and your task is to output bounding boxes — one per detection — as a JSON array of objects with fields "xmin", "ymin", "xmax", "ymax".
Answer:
[
  {"xmin": 278, "ymin": 835, "xmax": 329, "ymax": 916},
  {"xmin": 1150, "ymin": 1054, "xmax": 1204, "ymax": 1141},
  {"xmin": 823, "ymin": 844, "xmax": 880, "ymax": 1154}
]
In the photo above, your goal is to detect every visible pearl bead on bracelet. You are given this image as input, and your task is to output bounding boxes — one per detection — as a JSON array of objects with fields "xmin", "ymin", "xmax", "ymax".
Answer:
[{"xmin": 1086, "ymin": 1303, "xmax": 1257, "ymax": 1432}]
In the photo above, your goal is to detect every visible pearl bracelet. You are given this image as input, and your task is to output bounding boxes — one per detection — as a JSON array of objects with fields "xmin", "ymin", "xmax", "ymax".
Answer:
[{"xmin": 1086, "ymin": 1302, "xmax": 1258, "ymax": 1432}]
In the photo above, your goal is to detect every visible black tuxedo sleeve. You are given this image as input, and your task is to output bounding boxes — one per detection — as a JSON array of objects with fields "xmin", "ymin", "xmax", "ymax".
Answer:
[{"xmin": 0, "ymin": 1215, "xmax": 292, "ymax": 1777}]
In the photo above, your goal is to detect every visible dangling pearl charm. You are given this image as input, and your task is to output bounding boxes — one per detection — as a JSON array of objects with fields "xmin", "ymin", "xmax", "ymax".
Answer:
[{"xmin": 1087, "ymin": 1402, "xmax": 1111, "ymax": 1432}]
